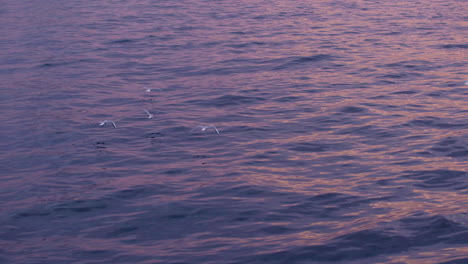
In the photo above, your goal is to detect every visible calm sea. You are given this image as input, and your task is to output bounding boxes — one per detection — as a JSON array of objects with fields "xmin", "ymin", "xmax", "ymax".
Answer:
[{"xmin": 0, "ymin": 0, "xmax": 467, "ymax": 263}]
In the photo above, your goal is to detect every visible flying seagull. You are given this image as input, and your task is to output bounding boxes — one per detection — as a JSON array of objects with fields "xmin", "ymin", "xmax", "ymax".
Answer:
[
  {"xmin": 191, "ymin": 125, "xmax": 220, "ymax": 134},
  {"xmin": 143, "ymin": 87, "xmax": 164, "ymax": 92},
  {"xmin": 99, "ymin": 120, "xmax": 117, "ymax": 128},
  {"xmin": 140, "ymin": 108, "xmax": 154, "ymax": 119}
]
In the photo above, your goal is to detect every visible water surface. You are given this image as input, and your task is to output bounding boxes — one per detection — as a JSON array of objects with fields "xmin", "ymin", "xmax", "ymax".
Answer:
[{"xmin": 0, "ymin": 1, "xmax": 467, "ymax": 263}]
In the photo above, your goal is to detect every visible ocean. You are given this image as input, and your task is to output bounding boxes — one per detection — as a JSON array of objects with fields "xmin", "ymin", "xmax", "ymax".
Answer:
[{"xmin": 0, "ymin": 0, "xmax": 467, "ymax": 263}]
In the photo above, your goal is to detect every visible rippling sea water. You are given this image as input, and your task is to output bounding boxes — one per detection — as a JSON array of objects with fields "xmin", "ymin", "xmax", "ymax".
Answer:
[{"xmin": 1, "ymin": 1, "xmax": 467, "ymax": 263}]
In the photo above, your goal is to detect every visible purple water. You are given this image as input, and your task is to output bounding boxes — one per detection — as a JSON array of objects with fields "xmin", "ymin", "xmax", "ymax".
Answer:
[{"xmin": 0, "ymin": 1, "xmax": 467, "ymax": 263}]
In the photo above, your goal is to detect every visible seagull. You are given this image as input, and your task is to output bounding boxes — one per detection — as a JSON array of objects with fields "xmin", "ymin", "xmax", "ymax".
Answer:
[
  {"xmin": 191, "ymin": 125, "xmax": 220, "ymax": 134},
  {"xmin": 140, "ymin": 108, "xmax": 154, "ymax": 119},
  {"xmin": 144, "ymin": 87, "xmax": 164, "ymax": 92},
  {"xmin": 99, "ymin": 120, "xmax": 117, "ymax": 128}
]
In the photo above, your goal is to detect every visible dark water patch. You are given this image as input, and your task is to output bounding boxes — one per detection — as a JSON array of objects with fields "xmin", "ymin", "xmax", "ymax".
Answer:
[
  {"xmin": 14, "ymin": 210, "xmax": 51, "ymax": 219},
  {"xmin": 398, "ymin": 214, "xmax": 468, "ymax": 245},
  {"xmin": 368, "ymin": 94, "xmax": 389, "ymax": 100},
  {"xmin": 260, "ymin": 225, "xmax": 295, "ymax": 235},
  {"xmin": 440, "ymin": 258, "xmax": 468, "ymax": 264},
  {"xmin": 401, "ymin": 170, "xmax": 467, "ymax": 190},
  {"xmin": 286, "ymin": 142, "xmax": 328, "ymax": 152},
  {"xmin": 109, "ymin": 225, "xmax": 139, "ymax": 236},
  {"xmin": 426, "ymin": 91, "xmax": 444, "ymax": 97},
  {"xmin": 273, "ymin": 96, "xmax": 301, "ymax": 102},
  {"xmin": 101, "ymin": 51, "xmax": 152, "ymax": 60},
  {"xmin": 440, "ymin": 44, "xmax": 468, "ymax": 49},
  {"xmin": 381, "ymin": 31, "xmax": 402, "ymax": 35},
  {"xmin": 439, "ymin": 81, "xmax": 468, "ymax": 89},
  {"xmin": 38, "ymin": 61, "xmax": 76, "ymax": 68},
  {"xmin": 293, "ymin": 54, "xmax": 333, "ymax": 63},
  {"xmin": 164, "ymin": 168, "xmax": 190, "ymax": 175},
  {"xmin": 447, "ymin": 150, "xmax": 468, "ymax": 157},
  {"xmin": 391, "ymin": 90, "xmax": 419, "ymax": 95},
  {"xmin": 338, "ymin": 106, "xmax": 368, "ymax": 113},
  {"xmin": 428, "ymin": 137, "xmax": 468, "ymax": 157},
  {"xmin": 229, "ymin": 31, "xmax": 251, "ymax": 35},
  {"xmin": 374, "ymin": 79, "xmax": 397, "ymax": 85},
  {"xmin": 300, "ymin": 88, "xmax": 322, "ymax": 94},
  {"xmin": 407, "ymin": 116, "xmax": 468, "ymax": 129},
  {"xmin": 108, "ymin": 38, "xmax": 135, "ymax": 44}
]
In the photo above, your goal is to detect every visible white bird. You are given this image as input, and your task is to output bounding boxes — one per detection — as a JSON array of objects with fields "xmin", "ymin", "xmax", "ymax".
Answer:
[
  {"xmin": 144, "ymin": 87, "xmax": 164, "ymax": 92},
  {"xmin": 140, "ymin": 108, "xmax": 154, "ymax": 119},
  {"xmin": 99, "ymin": 120, "xmax": 117, "ymax": 128},
  {"xmin": 191, "ymin": 125, "xmax": 220, "ymax": 134}
]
